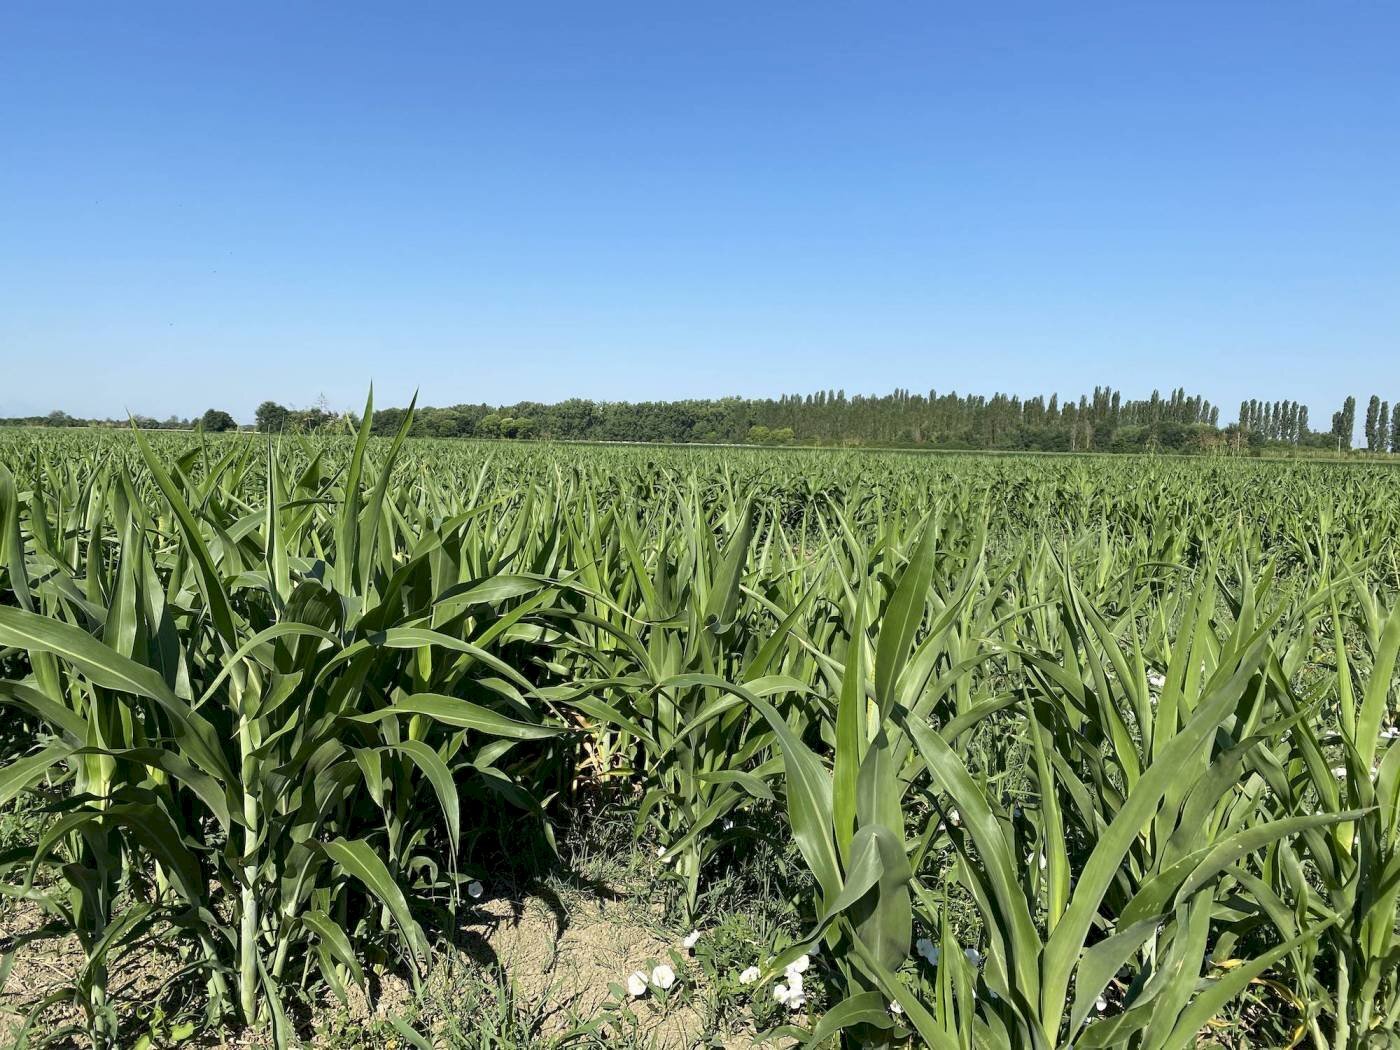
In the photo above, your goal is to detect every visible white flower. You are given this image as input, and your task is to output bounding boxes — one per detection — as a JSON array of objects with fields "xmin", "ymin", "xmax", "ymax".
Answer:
[
  {"xmin": 916, "ymin": 937, "xmax": 939, "ymax": 965},
  {"xmin": 650, "ymin": 964, "xmax": 676, "ymax": 990},
  {"xmin": 949, "ymin": 808, "xmax": 962, "ymax": 826},
  {"xmin": 682, "ymin": 930, "xmax": 701, "ymax": 950},
  {"xmin": 1333, "ymin": 765, "xmax": 1348, "ymax": 779},
  {"xmin": 965, "ymin": 947, "xmax": 983, "ymax": 967},
  {"xmin": 786, "ymin": 954, "xmax": 810, "ymax": 976},
  {"xmin": 889, "ymin": 1000, "xmax": 904, "ymax": 1016},
  {"xmin": 626, "ymin": 970, "xmax": 649, "ymax": 997},
  {"xmin": 1096, "ymin": 996, "xmax": 1108, "ymax": 1013},
  {"xmin": 784, "ymin": 970, "xmax": 804, "ymax": 993},
  {"xmin": 809, "ymin": 939, "xmax": 821, "ymax": 956},
  {"xmin": 721, "ymin": 818, "xmax": 735, "ymax": 830},
  {"xmin": 467, "ymin": 880, "xmax": 484, "ymax": 899},
  {"xmin": 739, "ymin": 965, "xmax": 761, "ymax": 985},
  {"xmin": 1383, "ymin": 726, "xmax": 1400, "ymax": 740},
  {"xmin": 773, "ymin": 983, "xmax": 807, "ymax": 1010},
  {"xmin": 1147, "ymin": 671, "xmax": 1166, "ymax": 690},
  {"xmin": 656, "ymin": 845, "xmax": 667, "ymax": 857},
  {"xmin": 1038, "ymin": 852, "xmax": 1047, "ymax": 870}
]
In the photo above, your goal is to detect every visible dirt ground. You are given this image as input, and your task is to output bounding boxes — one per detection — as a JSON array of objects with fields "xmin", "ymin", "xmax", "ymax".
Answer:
[
  {"xmin": 0, "ymin": 888, "xmax": 766, "ymax": 1049},
  {"xmin": 455, "ymin": 891, "xmax": 717, "ymax": 1047}
]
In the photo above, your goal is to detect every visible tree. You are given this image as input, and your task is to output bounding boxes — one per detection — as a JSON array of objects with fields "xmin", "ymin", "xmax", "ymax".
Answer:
[
  {"xmin": 200, "ymin": 408, "xmax": 237, "ymax": 432},
  {"xmin": 255, "ymin": 401, "xmax": 290, "ymax": 433},
  {"xmin": 1392, "ymin": 403, "xmax": 1400, "ymax": 453},
  {"xmin": 1366, "ymin": 395, "xmax": 1382, "ymax": 451},
  {"xmin": 1334, "ymin": 396, "xmax": 1357, "ymax": 450},
  {"xmin": 503, "ymin": 416, "xmax": 535, "ymax": 439}
]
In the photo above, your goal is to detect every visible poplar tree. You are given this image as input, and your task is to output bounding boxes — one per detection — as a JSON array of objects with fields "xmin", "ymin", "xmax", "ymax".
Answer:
[
  {"xmin": 1366, "ymin": 395, "xmax": 1382, "ymax": 451},
  {"xmin": 1336, "ymin": 396, "xmax": 1356, "ymax": 450}
]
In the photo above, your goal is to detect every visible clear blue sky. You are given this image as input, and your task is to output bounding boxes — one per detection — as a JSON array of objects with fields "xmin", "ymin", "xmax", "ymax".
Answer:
[{"xmin": 3, "ymin": 2, "xmax": 1397, "ymax": 424}]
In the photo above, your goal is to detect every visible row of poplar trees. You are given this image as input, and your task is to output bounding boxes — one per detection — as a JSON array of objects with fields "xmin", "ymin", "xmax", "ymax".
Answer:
[{"xmin": 1324, "ymin": 395, "xmax": 1400, "ymax": 451}]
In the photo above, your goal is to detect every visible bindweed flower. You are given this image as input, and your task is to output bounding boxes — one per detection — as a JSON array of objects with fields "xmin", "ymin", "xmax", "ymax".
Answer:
[
  {"xmin": 656, "ymin": 845, "xmax": 667, "ymax": 858},
  {"xmin": 889, "ymin": 1000, "xmax": 904, "ymax": 1016},
  {"xmin": 739, "ymin": 966, "xmax": 761, "ymax": 985},
  {"xmin": 949, "ymin": 808, "xmax": 962, "ymax": 827},
  {"xmin": 786, "ymin": 954, "xmax": 810, "ymax": 976},
  {"xmin": 721, "ymin": 818, "xmax": 735, "ymax": 831},
  {"xmin": 773, "ymin": 983, "xmax": 807, "ymax": 1010},
  {"xmin": 682, "ymin": 930, "xmax": 701, "ymax": 950},
  {"xmin": 627, "ymin": 971, "xmax": 649, "ymax": 998},
  {"xmin": 650, "ymin": 964, "xmax": 676, "ymax": 990},
  {"xmin": 1147, "ymin": 671, "xmax": 1166, "ymax": 690},
  {"xmin": 467, "ymin": 880, "xmax": 484, "ymax": 899},
  {"xmin": 916, "ymin": 937, "xmax": 939, "ymax": 965},
  {"xmin": 1096, "ymin": 996, "xmax": 1108, "ymax": 1013},
  {"xmin": 965, "ymin": 947, "xmax": 984, "ymax": 967}
]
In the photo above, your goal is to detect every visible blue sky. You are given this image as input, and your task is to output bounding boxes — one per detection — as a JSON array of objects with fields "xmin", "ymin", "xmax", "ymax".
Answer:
[{"xmin": 2, "ymin": 2, "xmax": 1397, "ymax": 423}]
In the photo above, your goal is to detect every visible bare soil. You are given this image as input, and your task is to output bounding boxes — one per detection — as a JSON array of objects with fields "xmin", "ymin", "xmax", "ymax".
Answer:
[{"xmin": 0, "ymin": 889, "xmax": 760, "ymax": 1049}]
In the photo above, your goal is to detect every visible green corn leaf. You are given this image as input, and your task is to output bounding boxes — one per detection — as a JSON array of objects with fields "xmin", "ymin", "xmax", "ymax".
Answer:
[{"xmin": 320, "ymin": 838, "xmax": 430, "ymax": 968}]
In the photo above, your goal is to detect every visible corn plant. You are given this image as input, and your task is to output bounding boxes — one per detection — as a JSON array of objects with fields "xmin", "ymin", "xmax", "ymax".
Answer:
[{"xmin": 0, "ymin": 398, "xmax": 574, "ymax": 1047}]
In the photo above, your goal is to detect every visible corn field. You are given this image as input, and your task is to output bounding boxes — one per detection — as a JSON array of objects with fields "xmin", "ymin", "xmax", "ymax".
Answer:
[{"xmin": 2, "ymin": 399, "xmax": 1400, "ymax": 1049}]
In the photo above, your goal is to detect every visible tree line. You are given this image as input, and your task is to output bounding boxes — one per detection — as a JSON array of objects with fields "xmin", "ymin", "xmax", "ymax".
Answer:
[
  {"xmin": 5, "ymin": 387, "xmax": 1398, "ymax": 454},
  {"xmin": 249, "ymin": 386, "xmax": 1396, "ymax": 454},
  {"xmin": 0, "ymin": 408, "xmax": 239, "ymax": 432}
]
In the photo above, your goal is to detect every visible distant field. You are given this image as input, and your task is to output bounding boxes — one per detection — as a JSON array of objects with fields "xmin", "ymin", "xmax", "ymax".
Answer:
[{"xmin": 1, "ymin": 422, "xmax": 1398, "ymax": 1048}]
